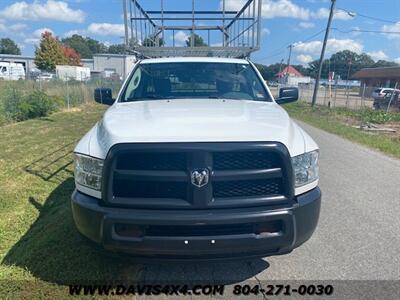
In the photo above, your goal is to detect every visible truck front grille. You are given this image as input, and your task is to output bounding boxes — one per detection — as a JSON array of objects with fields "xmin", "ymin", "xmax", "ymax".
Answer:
[{"xmin": 103, "ymin": 143, "xmax": 294, "ymax": 209}]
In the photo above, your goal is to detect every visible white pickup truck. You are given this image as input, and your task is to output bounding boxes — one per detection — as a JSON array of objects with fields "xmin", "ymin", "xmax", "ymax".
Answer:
[{"xmin": 72, "ymin": 57, "xmax": 320, "ymax": 259}]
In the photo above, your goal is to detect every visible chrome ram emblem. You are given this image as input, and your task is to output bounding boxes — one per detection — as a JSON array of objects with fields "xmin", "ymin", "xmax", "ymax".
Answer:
[{"xmin": 190, "ymin": 169, "xmax": 209, "ymax": 188}]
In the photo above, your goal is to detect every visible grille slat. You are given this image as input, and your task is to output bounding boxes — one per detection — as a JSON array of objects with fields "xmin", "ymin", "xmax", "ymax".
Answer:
[
  {"xmin": 113, "ymin": 179, "xmax": 187, "ymax": 199},
  {"xmin": 213, "ymin": 151, "xmax": 279, "ymax": 170},
  {"xmin": 106, "ymin": 143, "xmax": 292, "ymax": 209},
  {"xmin": 213, "ymin": 178, "xmax": 282, "ymax": 198},
  {"xmin": 116, "ymin": 152, "xmax": 187, "ymax": 171}
]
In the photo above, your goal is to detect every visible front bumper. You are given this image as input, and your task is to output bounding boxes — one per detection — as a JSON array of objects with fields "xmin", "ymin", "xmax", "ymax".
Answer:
[{"xmin": 71, "ymin": 187, "xmax": 321, "ymax": 260}]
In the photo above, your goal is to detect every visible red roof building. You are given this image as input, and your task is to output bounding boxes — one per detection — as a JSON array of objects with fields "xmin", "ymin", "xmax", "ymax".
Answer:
[{"xmin": 276, "ymin": 66, "xmax": 304, "ymax": 78}]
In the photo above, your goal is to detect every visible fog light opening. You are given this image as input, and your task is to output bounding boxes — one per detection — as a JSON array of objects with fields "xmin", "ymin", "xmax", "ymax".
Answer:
[
  {"xmin": 114, "ymin": 224, "xmax": 144, "ymax": 238},
  {"xmin": 255, "ymin": 221, "xmax": 283, "ymax": 236}
]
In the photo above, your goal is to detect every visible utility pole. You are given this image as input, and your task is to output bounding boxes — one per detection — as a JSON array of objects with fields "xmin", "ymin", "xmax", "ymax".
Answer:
[
  {"xmin": 191, "ymin": 0, "xmax": 195, "ymax": 48},
  {"xmin": 278, "ymin": 59, "xmax": 284, "ymax": 85},
  {"xmin": 311, "ymin": 0, "xmax": 336, "ymax": 107},
  {"xmin": 286, "ymin": 45, "xmax": 293, "ymax": 85},
  {"xmin": 123, "ymin": 0, "xmax": 129, "ymax": 48},
  {"xmin": 345, "ymin": 57, "xmax": 352, "ymax": 108}
]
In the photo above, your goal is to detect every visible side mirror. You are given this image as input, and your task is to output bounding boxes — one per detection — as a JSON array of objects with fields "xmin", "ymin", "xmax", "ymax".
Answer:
[
  {"xmin": 276, "ymin": 87, "xmax": 299, "ymax": 105},
  {"xmin": 94, "ymin": 88, "xmax": 115, "ymax": 105}
]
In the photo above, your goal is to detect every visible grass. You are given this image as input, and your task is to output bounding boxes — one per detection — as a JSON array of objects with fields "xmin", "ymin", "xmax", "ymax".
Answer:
[
  {"xmin": 0, "ymin": 103, "xmax": 150, "ymax": 298},
  {"xmin": 285, "ymin": 102, "xmax": 400, "ymax": 159},
  {"xmin": 0, "ymin": 80, "xmax": 122, "ymax": 126}
]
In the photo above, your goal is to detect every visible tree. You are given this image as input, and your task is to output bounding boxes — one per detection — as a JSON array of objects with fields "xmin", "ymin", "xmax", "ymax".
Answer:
[
  {"xmin": 292, "ymin": 64, "xmax": 309, "ymax": 76},
  {"xmin": 108, "ymin": 38, "xmax": 139, "ymax": 54},
  {"xmin": 108, "ymin": 44, "xmax": 126, "ymax": 54},
  {"xmin": 85, "ymin": 37, "xmax": 108, "ymax": 55},
  {"xmin": 0, "ymin": 38, "xmax": 21, "ymax": 55},
  {"xmin": 307, "ymin": 58, "xmax": 330, "ymax": 79},
  {"xmin": 265, "ymin": 50, "xmax": 400, "ymax": 81},
  {"xmin": 63, "ymin": 46, "xmax": 81, "ymax": 66},
  {"xmin": 34, "ymin": 32, "xmax": 67, "ymax": 72},
  {"xmin": 62, "ymin": 34, "xmax": 92, "ymax": 58},
  {"xmin": 255, "ymin": 63, "xmax": 281, "ymax": 81},
  {"xmin": 62, "ymin": 34, "xmax": 107, "ymax": 58},
  {"xmin": 143, "ymin": 36, "xmax": 164, "ymax": 47},
  {"xmin": 306, "ymin": 50, "xmax": 376, "ymax": 80},
  {"xmin": 374, "ymin": 60, "xmax": 399, "ymax": 68},
  {"xmin": 186, "ymin": 34, "xmax": 208, "ymax": 47}
]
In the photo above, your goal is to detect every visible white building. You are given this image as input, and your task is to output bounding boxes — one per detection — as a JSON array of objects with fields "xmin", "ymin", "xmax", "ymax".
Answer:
[{"xmin": 0, "ymin": 53, "xmax": 136, "ymax": 79}]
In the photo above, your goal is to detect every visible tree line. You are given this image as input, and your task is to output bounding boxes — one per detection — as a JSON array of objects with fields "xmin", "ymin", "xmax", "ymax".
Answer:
[
  {"xmin": 4, "ymin": 33, "xmax": 396, "ymax": 78},
  {"xmin": 256, "ymin": 50, "xmax": 399, "ymax": 81}
]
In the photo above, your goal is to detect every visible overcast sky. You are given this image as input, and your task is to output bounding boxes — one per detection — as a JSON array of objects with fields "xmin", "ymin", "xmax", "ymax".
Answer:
[{"xmin": 0, "ymin": 0, "xmax": 399, "ymax": 65}]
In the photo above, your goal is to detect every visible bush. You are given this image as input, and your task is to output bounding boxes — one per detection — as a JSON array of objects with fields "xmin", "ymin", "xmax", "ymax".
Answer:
[
  {"xmin": 0, "ymin": 100, "xmax": 7, "ymax": 126},
  {"xmin": 3, "ymin": 89, "xmax": 63, "ymax": 121},
  {"xmin": 2, "ymin": 87, "xmax": 24, "ymax": 121}
]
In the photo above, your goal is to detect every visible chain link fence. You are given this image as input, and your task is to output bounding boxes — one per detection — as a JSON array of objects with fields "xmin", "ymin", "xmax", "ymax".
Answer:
[
  {"xmin": 270, "ymin": 82, "xmax": 400, "ymax": 112},
  {"xmin": 0, "ymin": 78, "xmax": 122, "ymax": 125}
]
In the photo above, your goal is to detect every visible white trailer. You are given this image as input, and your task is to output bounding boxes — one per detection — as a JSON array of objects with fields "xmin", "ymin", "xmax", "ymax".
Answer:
[
  {"xmin": 287, "ymin": 76, "xmax": 312, "ymax": 86},
  {"xmin": 56, "ymin": 65, "xmax": 91, "ymax": 81},
  {"xmin": 0, "ymin": 62, "xmax": 25, "ymax": 80}
]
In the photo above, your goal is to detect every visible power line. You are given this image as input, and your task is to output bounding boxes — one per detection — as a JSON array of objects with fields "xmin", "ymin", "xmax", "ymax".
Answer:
[
  {"xmin": 258, "ymin": 28, "xmax": 326, "ymax": 61},
  {"xmin": 299, "ymin": 28, "xmax": 327, "ymax": 43},
  {"xmin": 258, "ymin": 5, "xmax": 398, "ymax": 63},
  {"xmin": 332, "ymin": 27, "xmax": 400, "ymax": 35}
]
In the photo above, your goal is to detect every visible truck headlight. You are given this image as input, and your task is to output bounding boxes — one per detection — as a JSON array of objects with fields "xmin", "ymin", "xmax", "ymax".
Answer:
[
  {"xmin": 292, "ymin": 150, "xmax": 319, "ymax": 187},
  {"xmin": 74, "ymin": 153, "xmax": 103, "ymax": 190}
]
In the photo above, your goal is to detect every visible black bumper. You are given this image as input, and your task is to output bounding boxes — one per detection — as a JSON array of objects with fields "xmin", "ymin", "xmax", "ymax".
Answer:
[{"xmin": 71, "ymin": 187, "xmax": 321, "ymax": 260}]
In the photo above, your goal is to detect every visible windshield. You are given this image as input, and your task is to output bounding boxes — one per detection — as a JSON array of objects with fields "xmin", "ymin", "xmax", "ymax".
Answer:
[{"xmin": 121, "ymin": 62, "xmax": 272, "ymax": 102}]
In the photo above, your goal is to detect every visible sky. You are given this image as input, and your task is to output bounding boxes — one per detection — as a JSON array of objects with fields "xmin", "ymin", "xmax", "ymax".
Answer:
[{"xmin": 0, "ymin": 0, "xmax": 399, "ymax": 66}]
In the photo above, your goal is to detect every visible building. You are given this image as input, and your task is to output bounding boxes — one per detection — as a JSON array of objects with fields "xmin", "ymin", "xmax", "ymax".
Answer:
[
  {"xmin": 352, "ymin": 67, "xmax": 400, "ymax": 96},
  {"xmin": 276, "ymin": 66, "xmax": 311, "ymax": 86},
  {"xmin": 276, "ymin": 66, "xmax": 304, "ymax": 78},
  {"xmin": 0, "ymin": 53, "xmax": 136, "ymax": 79},
  {"xmin": 91, "ymin": 54, "xmax": 136, "ymax": 79}
]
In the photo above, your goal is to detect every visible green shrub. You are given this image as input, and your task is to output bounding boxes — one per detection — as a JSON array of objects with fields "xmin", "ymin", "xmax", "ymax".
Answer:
[
  {"xmin": 3, "ymin": 87, "xmax": 24, "ymax": 120},
  {"xmin": 3, "ymin": 89, "xmax": 62, "ymax": 121},
  {"xmin": 0, "ymin": 100, "xmax": 7, "ymax": 126}
]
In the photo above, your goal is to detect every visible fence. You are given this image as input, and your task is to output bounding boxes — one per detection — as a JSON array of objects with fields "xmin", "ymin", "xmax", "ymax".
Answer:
[
  {"xmin": 0, "ymin": 78, "xmax": 122, "ymax": 125},
  {"xmin": 270, "ymin": 83, "xmax": 400, "ymax": 112}
]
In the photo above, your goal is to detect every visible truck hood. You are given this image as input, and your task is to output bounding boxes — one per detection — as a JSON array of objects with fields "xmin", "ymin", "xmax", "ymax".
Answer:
[{"xmin": 89, "ymin": 99, "xmax": 308, "ymax": 158}]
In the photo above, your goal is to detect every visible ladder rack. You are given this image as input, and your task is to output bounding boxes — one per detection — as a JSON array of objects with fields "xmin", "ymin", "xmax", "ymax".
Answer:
[{"xmin": 123, "ymin": 0, "xmax": 262, "ymax": 58}]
